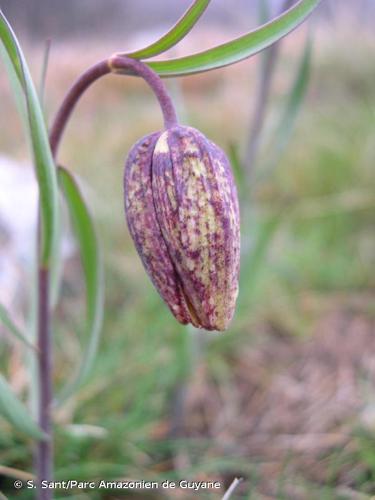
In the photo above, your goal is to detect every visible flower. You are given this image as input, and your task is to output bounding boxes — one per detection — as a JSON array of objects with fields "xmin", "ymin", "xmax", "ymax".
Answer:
[{"xmin": 124, "ymin": 126, "xmax": 240, "ymax": 331}]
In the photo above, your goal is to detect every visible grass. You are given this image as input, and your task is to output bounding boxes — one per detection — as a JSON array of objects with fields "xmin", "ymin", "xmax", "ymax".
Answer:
[{"xmin": 0, "ymin": 20, "xmax": 375, "ymax": 499}]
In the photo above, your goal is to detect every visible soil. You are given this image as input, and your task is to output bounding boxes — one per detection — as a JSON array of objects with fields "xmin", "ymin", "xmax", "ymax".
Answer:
[{"xmin": 171, "ymin": 301, "xmax": 375, "ymax": 498}]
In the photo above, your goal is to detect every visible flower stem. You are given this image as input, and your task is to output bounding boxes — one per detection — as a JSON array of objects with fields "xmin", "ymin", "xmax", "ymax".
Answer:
[
  {"xmin": 109, "ymin": 55, "xmax": 178, "ymax": 129},
  {"xmin": 49, "ymin": 60, "xmax": 110, "ymax": 158},
  {"xmin": 49, "ymin": 56, "xmax": 178, "ymax": 160},
  {"xmin": 41, "ymin": 54, "xmax": 178, "ymax": 495}
]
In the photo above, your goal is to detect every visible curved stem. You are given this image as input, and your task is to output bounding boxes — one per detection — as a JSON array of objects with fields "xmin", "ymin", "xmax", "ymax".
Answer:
[
  {"xmin": 41, "ymin": 56, "xmax": 178, "ymax": 494},
  {"xmin": 109, "ymin": 55, "xmax": 178, "ymax": 129},
  {"xmin": 49, "ymin": 56, "xmax": 178, "ymax": 160},
  {"xmin": 49, "ymin": 60, "xmax": 110, "ymax": 158}
]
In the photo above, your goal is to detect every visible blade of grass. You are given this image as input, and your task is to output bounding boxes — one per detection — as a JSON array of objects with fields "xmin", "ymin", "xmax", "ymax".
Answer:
[
  {"xmin": 56, "ymin": 167, "xmax": 104, "ymax": 404},
  {"xmin": 39, "ymin": 38, "xmax": 51, "ymax": 108},
  {"xmin": 0, "ymin": 303, "xmax": 36, "ymax": 351},
  {"xmin": 0, "ymin": 375, "xmax": 46, "ymax": 440},
  {"xmin": 144, "ymin": 0, "xmax": 321, "ymax": 77},
  {"xmin": 49, "ymin": 198, "xmax": 63, "ymax": 309},
  {"xmin": 258, "ymin": 0, "xmax": 271, "ymax": 25},
  {"xmin": 244, "ymin": 0, "xmax": 295, "ymax": 176},
  {"xmin": 124, "ymin": 0, "xmax": 211, "ymax": 59},
  {"xmin": 0, "ymin": 11, "xmax": 58, "ymax": 266},
  {"xmin": 238, "ymin": 215, "xmax": 282, "ymax": 313},
  {"xmin": 273, "ymin": 33, "xmax": 312, "ymax": 159},
  {"xmin": 0, "ymin": 42, "xmax": 27, "ymax": 127},
  {"xmin": 258, "ymin": 33, "xmax": 312, "ymax": 182},
  {"xmin": 26, "ymin": 250, "xmax": 39, "ymax": 423},
  {"xmin": 227, "ymin": 142, "xmax": 246, "ymax": 199},
  {"xmin": 37, "ymin": 40, "xmax": 63, "ymax": 309}
]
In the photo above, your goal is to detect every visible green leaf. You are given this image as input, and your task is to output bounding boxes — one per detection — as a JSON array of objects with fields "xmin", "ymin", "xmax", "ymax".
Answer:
[
  {"xmin": 0, "ymin": 11, "xmax": 58, "ymax": 266},
  {"xmin": 39, "ymin": 38, "xmax": 51, "ymax": 107},
  {"xmin": 124, "ymin": 0, "xmax": 211, "ymax": 59},
  {"xmin": 57, "ymin": 167, "xmax": 104, "ymax": 404},
  {"xmin": 0, "ymin": 375, "xmax": 46, "ymax": 440},
  {"xmin": 227, "ymin": 142, "xmax": 246, "ymax": 199},
  {"xmin": 0, "ymin": 42, "xmax": 27, "ymax": 127},
  {"xmin": 49, "ymin": 202, "xmax": 63, "ymax": 309},
  {"xmin": 274, "ymin": 33, "xmax": 312, "ymax": 156},
  {"xmin": 146, "ymin": 0, "xmax": 321, "ymax": 77},
  {"xmin": 238, "ymin": 215, "xmax": 281, "ymax": 313},
  {"xmin": 258, "ymin": 0, "xmax": 271, "ymax": 25},
  {"xmin": 258, "ymin": 33, "xmax": 312, "ymax": 181},
  {"xmin": 0, "ymin": 303, "xmax": 36, "ymax": 351}
]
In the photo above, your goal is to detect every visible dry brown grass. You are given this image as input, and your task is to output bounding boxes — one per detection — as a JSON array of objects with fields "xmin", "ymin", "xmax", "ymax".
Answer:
[{"xmin": 173, "ymin": 303, "xmax": 375, "ymax": 498}]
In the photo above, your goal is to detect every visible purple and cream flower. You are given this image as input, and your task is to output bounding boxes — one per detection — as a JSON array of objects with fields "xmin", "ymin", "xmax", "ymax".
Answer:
[{"xmin": 124, "ymin": 125, "xmax": 240, "ymax": 331}]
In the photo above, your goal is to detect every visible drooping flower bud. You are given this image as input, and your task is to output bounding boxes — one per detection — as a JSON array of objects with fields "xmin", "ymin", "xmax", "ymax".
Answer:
[{"xmin": 124, "ymin": 126, "xmax": 240, "ymax": 331}]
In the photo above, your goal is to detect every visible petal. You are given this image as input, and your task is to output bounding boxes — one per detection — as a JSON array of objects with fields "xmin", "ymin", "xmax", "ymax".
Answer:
[
  {"xmin": 152, "ymin": 126, "xmax": 240, "ymax": 331},
  {"xmin": 124, "ymin": 132, "xmax": 197, "ymax": 326}
]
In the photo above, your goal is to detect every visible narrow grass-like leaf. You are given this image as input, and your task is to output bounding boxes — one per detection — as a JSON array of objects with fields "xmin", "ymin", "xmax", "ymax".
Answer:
[
  {"xmin": 258, "ymin": 34, "xmax": 312, "ymax": 181},
  {"xmin": 49, "ymin": 202, "xmax": 63, "ymax": 309},
  {"xmin": 57, "ymin": 167, "xmax": 104, "ymax": 404},
  {"xmin": 124, "ymin": 0, "xmax": 211, "ymax": 59},
  {"xmin": 0, "ymin": 303, "xmax": 36, "ymax": 351},
  {"xmin": 258, "ymin": 0, "xmax": 271, "ymax": 25},
  {"xmin": 227, "ymin": 142, "xmax": 246, "ymax": 199},
  {"xmin": 39, "ymin": 38, "xmax": 51, "ymax": 107},
  {"xmin": 0, "ymin": 375, "xmax": 46, "ymax": 440},
  {"xmin": 26, "ymin": 249, "xmax": 39, "ymax": 420},
  {"xmin": 145, "ymin": 0, "xmax": 321, "ymax": 77},
  {"xmin": 0, "ymin": 42, "xmax": 27, "ymax": 127},
  {"xmin": 273, "ymin": 33, "xmax": 312, "ymax": 158},
  {"xmin": 244, "ymin": 1, "xmax": 295, "ymax": 176},
  {"xmin": 244, "ymin": 34, "xmax": 279, "ymax": 176},
  {"xmin": 238, "ymin": 216, "xmax": 281, "ymax": 313},
  {"xmin": 0, "ymin": 11, "xmax": 58, "ymax": 266}
]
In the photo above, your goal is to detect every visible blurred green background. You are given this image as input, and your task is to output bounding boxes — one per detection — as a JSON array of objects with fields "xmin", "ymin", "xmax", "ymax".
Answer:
[{"xmin": 0, "ymin": 1, "xmax": 374, "ymax": 498}]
